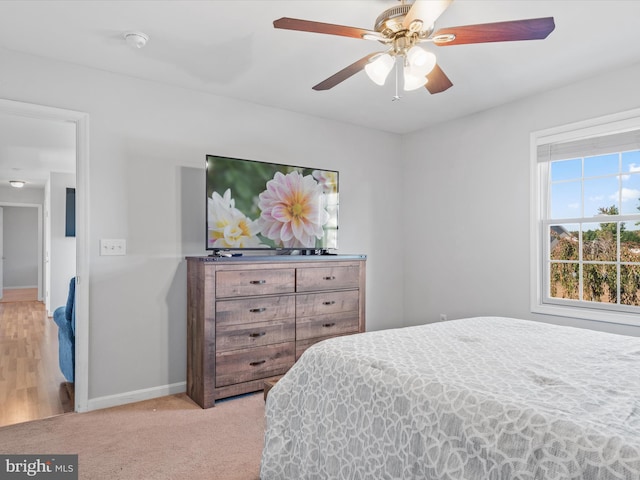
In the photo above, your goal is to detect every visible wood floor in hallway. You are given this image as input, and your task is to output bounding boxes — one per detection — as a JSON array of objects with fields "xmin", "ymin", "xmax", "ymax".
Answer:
[
  {"xmin": 0, "ymin": 287, "xmax": 38, "ymax": 303},
  {"xmin": 0, "ymin": 290, "xmax": 73, "ymax": 427}
]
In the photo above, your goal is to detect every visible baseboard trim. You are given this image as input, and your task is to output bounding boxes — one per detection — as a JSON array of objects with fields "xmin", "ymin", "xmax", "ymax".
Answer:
[{"xmin": 86, "ymin": 381, "xmax": 186, "ymax": 411}]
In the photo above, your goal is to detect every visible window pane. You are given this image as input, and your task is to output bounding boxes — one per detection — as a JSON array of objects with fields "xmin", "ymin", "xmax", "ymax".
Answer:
[
  {"xmin": 550, "ymin": 181, "xmax": 581, "ymax": 219},
  {"xmin": 551, "ymin": 158, "xmax": 581, "ymax": 181},
  {"xmin": 582, "ymin": 222, "xmax": 617, "ymax": 261},
  {"xmin": 583, "ymin": 264, "xmax": 617, "ymax": 303},
  {"xmin": 583, "ymin": 176, "xmax": 619, "ymax": 217},
  {"xmin": 584, "ymin": 153, "xmax": 619, "ymax": 177},
  {"xmin": 622, "ymin": 150, "xmax": 640, "ymax": 174},
  {"xmin": 550, "ymin": 262, "xmax": 579, "ymax": 300},
  {"xmin": 621, "ymin": 264, "xmax": 640, "ymax": 306},
  {"xmin": 549, "ymin": 224, "xmax": 579, "ymax": 260},
  {"xmin": 621, "ymin": 222, "xmax": 640, "ymax": 262},
  {"xmin": 620, "ymin": 172, "xmax": 640, "ymax": 215}
]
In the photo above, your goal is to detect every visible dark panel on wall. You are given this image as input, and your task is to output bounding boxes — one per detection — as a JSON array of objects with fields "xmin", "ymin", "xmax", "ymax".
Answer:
[{"xmin": 65, "ymin": 187, "xmax": 75, "ymax": 237}]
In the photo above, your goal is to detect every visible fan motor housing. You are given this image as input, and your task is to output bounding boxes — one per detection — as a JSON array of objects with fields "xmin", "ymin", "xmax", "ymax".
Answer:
[
  {"xmin": 374, "ymin": 3, "xmax": 435, "ymax": 39},
  {"xmin": 374, "ymin": 4, "xmax": 411, "ymax": 34}
]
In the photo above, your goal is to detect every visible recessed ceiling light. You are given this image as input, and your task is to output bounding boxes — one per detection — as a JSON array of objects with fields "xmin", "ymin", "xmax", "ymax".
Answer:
[
  {"xmin": 9, "ymin": 180, "xmax": 26, "ymax": 188},
  {"xmin": 124, "ymin": 31, "xmax": 149, "ymax": 49}
]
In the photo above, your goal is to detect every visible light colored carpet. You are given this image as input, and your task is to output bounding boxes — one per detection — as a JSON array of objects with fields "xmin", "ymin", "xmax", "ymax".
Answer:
[{"xmin": 0, "ymin": 392, "xmax": 264, "ymax": 480}]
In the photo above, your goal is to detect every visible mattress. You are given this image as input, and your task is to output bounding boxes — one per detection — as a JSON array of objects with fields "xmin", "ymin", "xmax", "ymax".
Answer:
[{"xmin": 260, "ymin": 317, "xmax": 640, "ymax": 479}]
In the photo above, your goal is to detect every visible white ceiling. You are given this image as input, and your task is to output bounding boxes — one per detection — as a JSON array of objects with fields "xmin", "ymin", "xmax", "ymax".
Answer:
[
  {"xmin": 0, "ymin": 112, "xmax": 75, "ymax": 190},
  {"xmin": 1, "ymin": 0, "xmax": 640, "ymax": 186}
]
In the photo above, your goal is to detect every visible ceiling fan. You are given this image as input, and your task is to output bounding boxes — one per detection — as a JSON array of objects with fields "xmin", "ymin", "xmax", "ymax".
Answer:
[{"xmin": 273, "ymin": 0, "xmax": 555, "ymax": 94}]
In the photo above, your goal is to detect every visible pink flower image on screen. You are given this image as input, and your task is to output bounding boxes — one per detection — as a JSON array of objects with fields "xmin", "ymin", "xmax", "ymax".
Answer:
[{"xmin": 257, "ymin": 171, "xmax": 330, "ymax": 248}]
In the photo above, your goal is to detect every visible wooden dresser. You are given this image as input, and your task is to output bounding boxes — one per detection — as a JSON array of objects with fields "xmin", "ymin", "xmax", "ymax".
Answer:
[{"xmin": 186, "ymin": 254, "xmax": 366, "ymax": 408}]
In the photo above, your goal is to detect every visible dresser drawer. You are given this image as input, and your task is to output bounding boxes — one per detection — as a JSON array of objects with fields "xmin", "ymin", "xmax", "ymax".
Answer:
[
  {"xmin": 296, "ymin": 290, "xmax": 359, "ymax": 317},
  {"xmin": 216, "ymin": 269, "xmax": 295, "ymax": 297},
  {"xmin": 216, "ymin": 319, "xmax": 295, "ymax": 352},
  {"xmin": 296, "ymin": 265, "xmax": 360, "ymax": 292},
  {"xmin": 216, "ymin": 295, "xmax": 295, "ymax": 327},
  {"xmin": 215, "ymin": 343, "xmax": 295, "ymax": 387},
  {"xmin": 296, "ymin": 310, "xmax": 360, "ymax": 341}
]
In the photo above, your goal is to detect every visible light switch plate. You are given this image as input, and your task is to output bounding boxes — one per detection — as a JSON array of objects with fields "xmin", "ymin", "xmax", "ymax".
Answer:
[{"xmin": 100, "ymin": 239, "xmax": 126, "ymax": 256}]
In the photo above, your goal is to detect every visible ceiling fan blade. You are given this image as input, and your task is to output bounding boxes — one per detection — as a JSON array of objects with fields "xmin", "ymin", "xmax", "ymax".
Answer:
[
  {"xmin": 433, "ymin": 17, "xmax": 555, "ymax": 46},
  {"xmin": 274, "ymin": 17, "xmax": 381, "ymax": 40},
  {"xmin": 403, "ymin": 0, "xmax": 453, "ymax": 30},
  {"xmin": 313, "ymin": 53, "xmax": 381, "ymax": 91},
  {"xmin": 425, "ymin": 64, "xmax": 453, "ymax": 94}
]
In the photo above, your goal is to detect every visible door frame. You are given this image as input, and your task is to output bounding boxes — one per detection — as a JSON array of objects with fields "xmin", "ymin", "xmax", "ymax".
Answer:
[{"xmin": 0, "ymin": 98, "xmax": 90, "ymax": 413}]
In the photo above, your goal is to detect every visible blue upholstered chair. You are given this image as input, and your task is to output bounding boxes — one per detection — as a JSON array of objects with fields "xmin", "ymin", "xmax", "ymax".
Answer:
[{"xmin": 53, "ymin": 277, "xmax": 76, "ymax": 383}]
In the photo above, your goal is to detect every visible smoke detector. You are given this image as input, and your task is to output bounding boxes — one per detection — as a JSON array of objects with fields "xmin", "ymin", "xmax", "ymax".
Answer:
[{"xmin": 124, "ymin": 31, "xmax": 149, "ymax": 49}]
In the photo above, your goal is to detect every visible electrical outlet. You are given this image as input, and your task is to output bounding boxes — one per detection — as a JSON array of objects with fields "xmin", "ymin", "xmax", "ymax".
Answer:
[
  {"xmin": 439, "ymin": 313, "xmax": 447, "ymax": 322},
  {"xmin": 100, "ymin": 239, "xmax": 126, "ymax": 256}
]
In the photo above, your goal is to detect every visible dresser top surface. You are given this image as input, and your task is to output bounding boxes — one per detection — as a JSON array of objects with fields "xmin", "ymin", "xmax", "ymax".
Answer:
[{"xmin": 186, "ymin": 254, "xmax": 366, "ymax": 264}]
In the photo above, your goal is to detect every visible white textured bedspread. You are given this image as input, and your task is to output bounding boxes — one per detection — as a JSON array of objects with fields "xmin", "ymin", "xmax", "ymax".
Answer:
[{"xmin": 260, "ymin": 317, "xmax": 640, "ymax": 480}]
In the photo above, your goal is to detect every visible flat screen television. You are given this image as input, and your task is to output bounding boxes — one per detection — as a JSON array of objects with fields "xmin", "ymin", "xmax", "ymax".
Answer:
[{"xmin": 206, "ymin": 155, "xmax": 339, "ymax": 254}]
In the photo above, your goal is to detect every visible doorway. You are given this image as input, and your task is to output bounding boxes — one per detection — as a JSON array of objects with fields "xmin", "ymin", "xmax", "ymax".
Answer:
[
  {"xmin": 0, "ymin": 203, "xmax": 63, "ymax": 426},
  {"xmin": 0, "ymin": 98, "xmax": 89, "ymax": 420},
  {"xmin": 0, "ymin": 204, "xmax": 43, "ymax": 302}
]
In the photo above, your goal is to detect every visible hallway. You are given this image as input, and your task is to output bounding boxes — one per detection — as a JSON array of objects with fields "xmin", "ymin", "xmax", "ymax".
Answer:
[{"xmin": 0, "ymin": 289, "xmax": 73, "ymax": 427}]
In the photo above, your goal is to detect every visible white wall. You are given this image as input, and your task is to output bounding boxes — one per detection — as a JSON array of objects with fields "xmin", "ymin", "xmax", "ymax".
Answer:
[
  {"xmin": 2, "ymin": 205, "xmax": 38, "ymax": 288},
  {"xmin": 0, "ymin": 185, "xmax": 44, "ymax": 204},
  {"xmin": 402, "ymin": 61, "xmax": 640, "ymax": 337},
  {"xmin": 4, "ymin": 44, "xmax": 638, "ymax": 408},
  {"xmin": 48, "ymin": 172, "xmax": 76, "ymax": 312},
  {"xmin": 0, "ymin": 48, "xmax": 404, "ymax": 404},
  {"xmin": 0, "ymin": 186, "xmax": 44, "ymax": 294}
]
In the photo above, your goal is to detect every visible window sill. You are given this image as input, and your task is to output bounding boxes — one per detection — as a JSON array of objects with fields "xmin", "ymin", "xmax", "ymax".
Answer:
[{"xmin": 532, "ymin": 302, "xmax": 640, "ymax": 327}]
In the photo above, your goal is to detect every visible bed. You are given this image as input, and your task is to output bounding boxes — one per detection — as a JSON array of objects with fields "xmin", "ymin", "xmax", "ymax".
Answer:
[{"xmin": 260, "ymin": 317, "xmax": 640, "ymax": 479}]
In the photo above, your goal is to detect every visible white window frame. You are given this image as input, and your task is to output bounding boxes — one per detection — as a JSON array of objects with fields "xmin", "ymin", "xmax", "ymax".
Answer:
[{"xmin": 530, "ymin": 107, "xmax": 640, "ymax": 326}]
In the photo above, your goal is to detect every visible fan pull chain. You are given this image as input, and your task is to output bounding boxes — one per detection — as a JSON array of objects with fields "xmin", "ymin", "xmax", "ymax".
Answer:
[{"xmin": 392, "ymin": 58, "xmax": 401, "ymax": 102}]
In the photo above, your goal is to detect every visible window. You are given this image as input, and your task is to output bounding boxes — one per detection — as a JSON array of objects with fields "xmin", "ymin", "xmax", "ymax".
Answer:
[{"xmin": 531, "ymin": 109, "xmax": 640, "ymax": 325}]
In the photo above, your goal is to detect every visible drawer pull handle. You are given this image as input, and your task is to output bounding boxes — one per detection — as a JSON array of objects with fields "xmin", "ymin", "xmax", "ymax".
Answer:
[
  {"xmin": 323, "ymin": 301, "xmax": 336, "ymax": 306},
  {"xmin": 323, "ymin": 276, "xmax": 336, "ymax": 281},
  {"xmin": 250, "ymin": 360, "xmax": 266, "ymax": 367},
  {"xmin": 250, "ymin": 280, "xmax": 266, "ymax": 285},
  {"xmin": 249, "ymin": 307, "xmax": 266, "ymax": 313},
  {"xmin": 249, "ymin": 332, "xmax": 266, "ymax": 338},
  {"xmin": 322, "ymin": 322, "xmax": 336, "ymax": 328}
]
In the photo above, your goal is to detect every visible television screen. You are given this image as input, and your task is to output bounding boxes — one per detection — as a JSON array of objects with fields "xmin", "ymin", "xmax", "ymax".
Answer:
[{"xmin": 206, "ymin": 155, "xmax": 339, "ymax": 252}]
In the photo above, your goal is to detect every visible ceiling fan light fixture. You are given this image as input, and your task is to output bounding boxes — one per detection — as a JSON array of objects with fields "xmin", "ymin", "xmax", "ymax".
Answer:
[
  {"xmin": 364, "ymin": 53, "xmax": 395, "ymax": 86},
  {"xmin": 273, "ymin": 5, "xmax": 554, "ymax": 95},
  {"xmin": 403, "ymin": 65, "xmax": 428, "ymax": 91},
  {"xmin": 406, "ymin": 46, "xmax": 437, "ymax": 75}
]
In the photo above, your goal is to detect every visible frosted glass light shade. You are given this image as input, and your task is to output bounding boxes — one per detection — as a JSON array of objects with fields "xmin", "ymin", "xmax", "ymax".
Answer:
[
  {"xmin": 365, "ymin": 54, "xmax": 395, "ymax": 86},
  {"xmin": 403, "ymin": 65, "xmax": 429, "ymax": 91},
  {"xmin": 406, "ymin": 46, "xmax": 437, "ymax": 75},
  {"xmin": 403, "ymin": 47, "xmax": 436, "ymax": 91}
]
